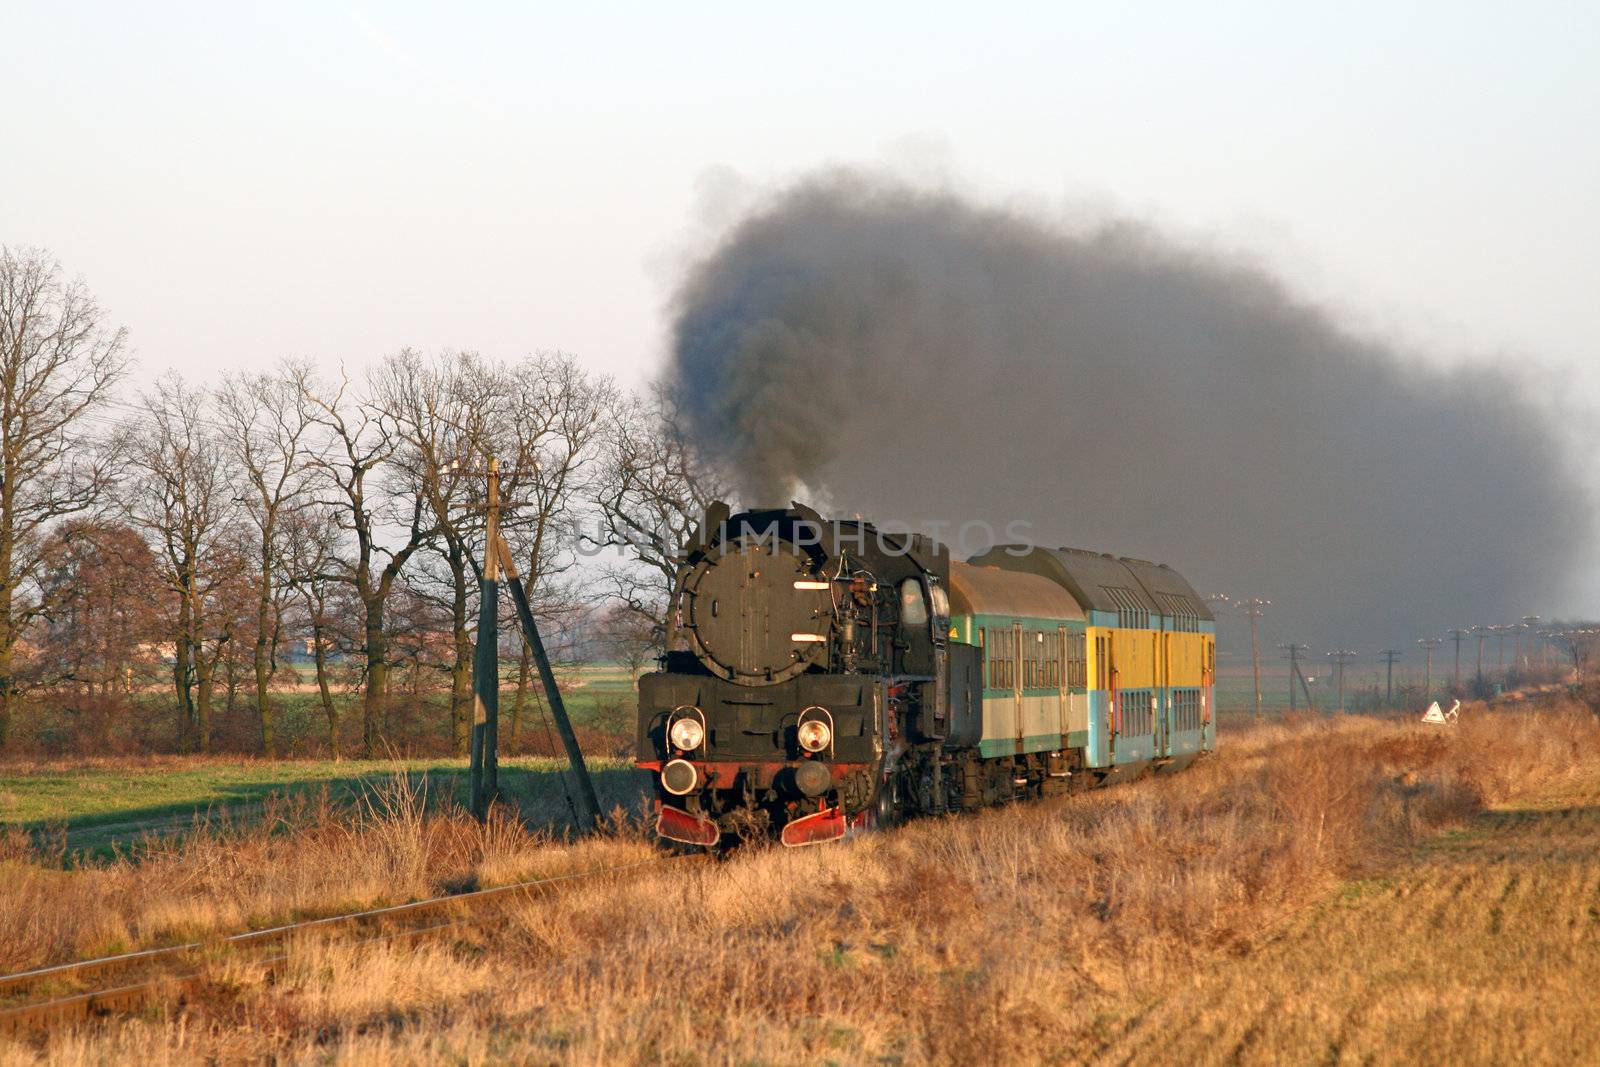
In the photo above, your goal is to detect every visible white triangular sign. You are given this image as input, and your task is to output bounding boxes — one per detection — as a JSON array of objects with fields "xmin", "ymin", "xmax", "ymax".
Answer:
[{"xmin": 1422, "ymin": 701, "xmax": 1447, "ymax": 724}]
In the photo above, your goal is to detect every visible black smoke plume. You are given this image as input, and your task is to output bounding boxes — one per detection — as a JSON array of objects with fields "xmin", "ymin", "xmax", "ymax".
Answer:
[{"xmin": 668, "ymin": 170, "xmax": 1591, "ymax": 649}]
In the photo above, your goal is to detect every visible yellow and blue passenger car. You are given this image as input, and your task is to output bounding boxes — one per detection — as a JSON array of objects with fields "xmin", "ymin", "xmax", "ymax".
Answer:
[{"xmin": 949, "ymin": 546, "xmax": 1215, "ymax": 788}]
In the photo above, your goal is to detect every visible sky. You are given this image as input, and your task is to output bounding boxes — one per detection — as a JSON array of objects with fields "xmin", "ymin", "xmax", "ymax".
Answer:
[{"xmin": 4, "ymin": 1, "xmax": 1599, "ymax": 617}]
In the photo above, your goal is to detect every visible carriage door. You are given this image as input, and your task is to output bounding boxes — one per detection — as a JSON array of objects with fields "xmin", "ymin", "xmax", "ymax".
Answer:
[
  {"xmin": 1102, "ymin": 632, "xmax": 1119, "ymax": 761},
  {"xmin": 1158, "ymin": 631, "xmax": 1171, "ymax": 757},
  {"xmin": 1014, "ymin": 621, "xmax": 1025, "ymax": 753},
  {"xmin": 1057, "ymin": 625, "xmax": 1070, "ymax": 743}
]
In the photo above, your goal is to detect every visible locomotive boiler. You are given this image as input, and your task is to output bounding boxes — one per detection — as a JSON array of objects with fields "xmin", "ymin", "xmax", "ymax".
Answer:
[{"xmin": 635, "ymin": 503, "xmax": 1216, "ymax": 847}]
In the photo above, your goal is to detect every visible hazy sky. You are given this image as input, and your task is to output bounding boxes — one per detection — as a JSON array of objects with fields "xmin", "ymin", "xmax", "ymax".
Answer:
[
  {"xmin": 5, "ymin": 2, "xmax": 1596, "ymax": 394},
  {"xmin": 7, "ymin": 1, "xmax": 1598, "ymax": 638}
]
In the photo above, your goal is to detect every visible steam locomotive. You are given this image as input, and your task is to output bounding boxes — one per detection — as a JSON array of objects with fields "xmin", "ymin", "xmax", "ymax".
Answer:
[{"xmin": 635, "ymin": 503, "xmax": 1216, "ymax": 847}]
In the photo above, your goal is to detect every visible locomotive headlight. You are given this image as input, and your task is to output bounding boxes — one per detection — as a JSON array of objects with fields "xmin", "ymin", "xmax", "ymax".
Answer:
[
  {"xmin": 669, "ymin": 717, "xmax": 705, "ymax": 751},
  {"xmin": 662, "ymin": 758, "xmax": 699, "ymax": 796},
  {"xmin": 797, "ymin": 719, "xmax": 832, "ymax": 753}
]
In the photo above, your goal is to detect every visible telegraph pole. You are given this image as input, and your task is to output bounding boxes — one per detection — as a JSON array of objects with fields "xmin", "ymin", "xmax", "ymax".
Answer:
[
  {"xmin": 1327, "ymin": 650, "xmax": 1357, "ymax": 713},
  {"xmin": 1280, "ymin": 642, "xmax": 1314, "ymax": 712},
  {"xmin": 496, "ymin": 535, "xmax": 602, "ymax": 831},
  {"xmin": 1212, "ymin": 594, "xmax": 1270, "ymax": 721},
  {"xmin": 1241, "ymin": 598, "xmax": 1269, "ymax": 721},
  {"xmin": 1521, "ymin": 616, "xmax": 1542, "ymax": 676},
  {"xmin": 1379, "ymin": 649, "xmax": 1402, "ymax": 705},
  {"xmin": 460, "ymin": 456, "xmax": 601, "ymax": 831},
  {"xmin": 1493, "ymin": 624, "xmax": 1507, "ymax": 680},
  {"xmin": 1417, "ymin": 637, "xmax": 1442, "ymax": 698},
  {"xmin": 469, "ymin": 457, "xmax": 502, "ymax": 820},
  {"xmin": 1472, "ymin": 625, "xmax": 1488, "ymax": 685},
  {"xmin": 1446, "ymin": 628, "xmax": 1469, "ymax": 690}
]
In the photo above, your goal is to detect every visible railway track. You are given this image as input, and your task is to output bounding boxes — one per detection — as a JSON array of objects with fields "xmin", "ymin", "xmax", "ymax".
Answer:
[{"xmin": 0, "ymin": 853, "xmax": 699, "ymax": 1038}]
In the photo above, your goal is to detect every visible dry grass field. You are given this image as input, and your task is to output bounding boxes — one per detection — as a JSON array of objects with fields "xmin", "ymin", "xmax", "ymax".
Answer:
[
  {"xmin": 2, "ymin": 698, "xmax": 1598, "ymax": 1065},
  {"xmin": 0, "ymin": 754, "xmax": 642, "ymax": 856},
  {"xmin": 1103, "ymin": 764, "xmax": 1600, "ymax": 1064}
]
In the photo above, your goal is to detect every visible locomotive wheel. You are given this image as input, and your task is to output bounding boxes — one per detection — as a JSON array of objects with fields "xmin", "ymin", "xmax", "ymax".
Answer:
[{"xmin": 875, "ymin": 779, "xmax": 900, "ymax": 829}]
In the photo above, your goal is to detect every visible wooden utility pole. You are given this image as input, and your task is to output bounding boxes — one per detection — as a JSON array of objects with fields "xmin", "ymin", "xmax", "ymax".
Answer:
[
  {"xmin": 469, "ymin": 458, "xmax": 502, "ymax": 820},
  {"xmin": 1328, "ymin": 650, "xmax": 1357, "ymax": 713},
  {"xmin": 1379, "ymin": 648, "xmax": 1402, "ymax": 704},
  {"xmin": 1446, "ymin": 628, "xmax": 1469, "ymax": 690},
  {"xmin": 1243, "ymin": 599, "xmax": 1268, "ymax": 721},
  {"xmin": 467, "ymin": 454, "xmax": 604, "ymax": 831},
  {"xmin": 1418, "ymin": 637, "xmax": 1441, "ymax": 697},
  {"xmin": 1520, "ymin": 616, "xmax": 1542, "ymax": 676},
  {"xmin": 1211, "ymin": 594, "xmax": 1269, "ymax": 720},
  {"xmin": 466, "ymin": 456, "xmax": 599, "ymax": 830},
  {"xmin": 494, "ymin": 535, "xmax": 601, "ymax": 832},
  {"xmin": 1279, "ymin": 642, "xmax": 1314, "ymax": 712}
]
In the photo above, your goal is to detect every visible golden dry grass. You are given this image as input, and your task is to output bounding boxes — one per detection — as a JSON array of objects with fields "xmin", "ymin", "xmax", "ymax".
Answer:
[
  {"xmin": 3, "ymin": 699, "xmax": 1598, "ymax": 1065},
  {"xmin": 1100, "ymin": 769, "xmax": 1600, "ymax": 1064},
  {"xmin": 0, "ymin": 773, "xmax": 655, "ymax": 975}
]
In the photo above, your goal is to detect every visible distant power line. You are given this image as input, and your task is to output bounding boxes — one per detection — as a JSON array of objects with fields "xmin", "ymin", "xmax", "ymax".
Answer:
[
  {"xmin": 1278, "ymin": 642, "xmax": 1313, "ymax": 713},
  {"xmin": 1211, "ymin": 593, "xmax": 1269, "ymax": 721},
  {"xmin": 1378, "ymin": 648, "xmax": 1403, "ymax": 703},
  {"xmin": 1417, "ymin": 637, "xmax": 1442, "ymax": 696},
  {"xmin": 1326, "ymin": 650, "xmax": 1357, "ymax": 713}
]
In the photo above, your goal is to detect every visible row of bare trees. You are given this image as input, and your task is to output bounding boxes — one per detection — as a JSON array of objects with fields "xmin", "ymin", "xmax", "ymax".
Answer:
[{"xmin": 0, "ymin": 246, "xmax": 722, "ymax": 757}]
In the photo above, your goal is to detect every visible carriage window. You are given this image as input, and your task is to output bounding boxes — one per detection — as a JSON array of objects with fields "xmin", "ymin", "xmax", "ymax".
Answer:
[
  {"xmin": 1027, "ymin": 630, "xmax": 1051, "ymax": 689},
  {"xmin": 1067, "ymin": 631, "xmax": 1087, "ymax": 688},
  {"xmin": 899, "ymin": 578, "xmax": 928, "ymax": 625},
  {"xmin": 988, "ymin": 627, "xmax": 1015, "ymax": 689},
  {"xmin": 1046, "ymin": 631, "xmax": 1063, "ymax": 688}
]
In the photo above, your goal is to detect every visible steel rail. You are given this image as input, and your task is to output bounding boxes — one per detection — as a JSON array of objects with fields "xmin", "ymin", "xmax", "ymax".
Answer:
[{"xmin": 0, "ymin": 853, "xmax": 699, "ymax": 1037}]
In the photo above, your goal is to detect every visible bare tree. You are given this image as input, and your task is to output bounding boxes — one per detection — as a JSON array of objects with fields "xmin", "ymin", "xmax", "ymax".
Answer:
[
  {"xmin": 1546, "ymin": 623, "xmax": 1600, "ymax": 685},
  {"xmin": 0, "ymin": 248, "xmax": 129, "ymax": 746},
  {"xmin": 371, "ymin": 349, "xmax": 489, "ymax": 755},
  {"xmin": 596, "ymin": 601, "xmax": 658, "ymax": 680},
  {"xmin": 294, "ymin": 366, "xmax": 437, "ymax": 757},
  {"xmin": 589, "ymin": 385, "xmax": 728, "ymax": 644},
  {"xmin": 216, "ymin": 364, "xmax": 315, "ymax": 756},
  {"xmin": 497, "ymin": 353, "xmax": 613, "ymax": 747},
  {"xmin": 123, "ymin": 375, "xmax": 247, "ymax": 752},
  {"xmin": 282, "ymin": 506, "xmax": 347, "ymax": 757}
]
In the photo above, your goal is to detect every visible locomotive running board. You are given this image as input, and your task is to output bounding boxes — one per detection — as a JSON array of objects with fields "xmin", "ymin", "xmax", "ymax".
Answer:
[
  {"xmin": 781, "ymin": 806, "xmax": 848, "ymax": 847},
  {"xmin": 656, "ymin": 805, "xmax": 721, "ymax": 847}
]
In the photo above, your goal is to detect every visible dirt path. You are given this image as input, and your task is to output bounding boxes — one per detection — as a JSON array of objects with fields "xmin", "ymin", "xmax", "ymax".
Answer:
[{"xmin": 1099, "ymin": 769, "xmax": 1600, "ymax": 1065}]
